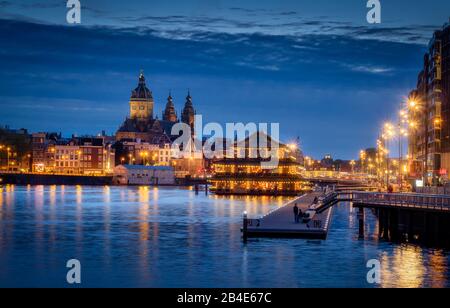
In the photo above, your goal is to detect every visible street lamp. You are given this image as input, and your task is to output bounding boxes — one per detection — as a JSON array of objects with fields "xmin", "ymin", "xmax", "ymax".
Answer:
[
  {"xmin": 360, "ymin": 150, "xmax": 366, "ymax": 174},
  {"xmin": 144, "ymin": 151, "xmax": 149, "ymax": 165},
  {"xmin": 6, "ymin": 147, "xmax": 11, "ymax": 171},
  {"xmin": 350, "ymin": 160, "xmax": 356, "ymax": 174},
  {"xmin": 407, "ymin": 97, "xmax": 428, "ymax": 184},
  {"xmin": 397, "ymin": 124, "xmax": 408, "ymax": 191},
  {"xmin": 0, "ymin": 145, "xmax": 4, "ymax": 170},
  {"xmin": 382, "ymin": 122, "xmax": 395, "ymax": 189}
]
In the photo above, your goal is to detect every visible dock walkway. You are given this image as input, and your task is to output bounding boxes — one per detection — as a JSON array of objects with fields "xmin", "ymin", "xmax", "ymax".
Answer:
[{"xmin": 244, "ymin": 192, "xmax": 334, "ymax": 239}]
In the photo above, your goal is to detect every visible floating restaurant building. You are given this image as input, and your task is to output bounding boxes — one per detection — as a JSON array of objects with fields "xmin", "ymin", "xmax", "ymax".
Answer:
[{"xmin": 209, "ymin": 133, "xmax": 311, "ymax": 196}]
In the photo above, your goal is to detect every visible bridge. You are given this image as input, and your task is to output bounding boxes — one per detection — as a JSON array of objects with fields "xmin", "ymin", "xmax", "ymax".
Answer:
[
  {"xmin": 303, "ymin": 177, "xmax": 369, "ymax": 187},
  {"xmin": 337, "ymin": 191, "xmax": 450, "ymax": 246},
  {"xmin": 243, "ymin": 188, "xmax": 450, "ymax": 247},
  {"xmin": 339, "ymin": 191, "xmax": 450, "ymax": 212}
]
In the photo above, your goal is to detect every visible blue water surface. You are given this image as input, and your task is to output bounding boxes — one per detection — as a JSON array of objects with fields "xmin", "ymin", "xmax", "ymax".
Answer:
[{"xmin": 0, "ymin": 185, "xmax": 448, "ymax": 287}]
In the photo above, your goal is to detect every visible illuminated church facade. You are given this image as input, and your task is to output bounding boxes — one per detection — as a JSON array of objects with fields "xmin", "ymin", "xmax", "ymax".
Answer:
[{"xmin": 116, "ymin": 72, "xmax": 196, "ymax": 143}]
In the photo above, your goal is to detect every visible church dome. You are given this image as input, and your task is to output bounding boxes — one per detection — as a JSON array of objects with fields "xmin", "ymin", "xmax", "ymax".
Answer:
[{"xmin": 131, "ymin": 72, "xmax": 153, "ymax": 100}]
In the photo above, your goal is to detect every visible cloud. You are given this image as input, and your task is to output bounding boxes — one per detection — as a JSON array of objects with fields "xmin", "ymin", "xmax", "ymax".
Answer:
[
  {"xmin": 0, "ymin": 1, "xmax": 11, "ymax": 8},
  {"xmin": 83, "ymin": 5, "xmax": 109, "ymax": 17},
  {"xmin": 0, "ymin": 18, "xmax": 424, "ymax": 87},
  {"xmin": 0, "ymin": 1, "xmax": 441, "ymax": 46},
  {"xmin": 229, "ymin": 7, "xmax": 267, "ymax": 13},
  {"xmin": 280, "ymin": 11, "xmax": 297, "ymax": 16},
  {"xmin": 340, "ymin": 63, "xmax": 394, "ymax": 75},
  {"xmin": 0, "ymin": 18, "xmax": 428, "ymax": 157},
  {"xmin": 0, "ymin": 96, "xmax": 112, "ymax": 112},
  {"xmin": 19, "ymin": 1, "xmax": 62, "ymax": 9},
  {"xmin": 235, "ymin": 62, "xmax": 280, "ymax": 72},
  {"xmin": 100, "ymin": 12, "xmax": 440, "ymax": 45}
]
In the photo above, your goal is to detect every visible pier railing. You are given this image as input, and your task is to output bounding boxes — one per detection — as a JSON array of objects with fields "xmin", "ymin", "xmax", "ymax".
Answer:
[{"xmin": 350, "ymin": 192, "xmax": 450, "ymax": 212}]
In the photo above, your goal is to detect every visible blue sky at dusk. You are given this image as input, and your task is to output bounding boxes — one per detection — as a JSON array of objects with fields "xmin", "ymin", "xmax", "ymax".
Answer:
[{"xmin": 0, "ymin": 0, "xmax": 449, "ymax": 158}]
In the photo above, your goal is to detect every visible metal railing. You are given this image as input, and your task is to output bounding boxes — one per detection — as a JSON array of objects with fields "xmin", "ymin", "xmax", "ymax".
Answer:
[{"xmin": 349, "ymin": 191, "xmax": 450, "ymax": 212}]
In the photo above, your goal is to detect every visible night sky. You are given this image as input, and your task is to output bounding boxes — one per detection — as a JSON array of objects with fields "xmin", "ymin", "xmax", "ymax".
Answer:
[{"xmin": 1, "ymin": 0, "xmax": 449, "ymax": 159}]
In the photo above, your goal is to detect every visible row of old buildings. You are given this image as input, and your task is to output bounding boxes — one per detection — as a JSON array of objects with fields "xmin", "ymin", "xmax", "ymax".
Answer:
[
  {"xmin": 31, "ymin": 133, "xmax": 115, "ymax": 175},
  {"xmin": 3, "ymin": 72, "xmax": 310, "ymax": 191},
  {"xmin": 408, "ymin": 22, "xmax": 450, "ymax": 185},
  {"xmin": 2, "ymin": 72, "xmax": 203, "ymax": 178}
]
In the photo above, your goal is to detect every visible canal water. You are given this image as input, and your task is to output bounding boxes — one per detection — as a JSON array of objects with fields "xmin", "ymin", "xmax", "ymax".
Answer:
[{"xmin": 0, "ymin": 185, "xmax": 449, "ymax": 288}]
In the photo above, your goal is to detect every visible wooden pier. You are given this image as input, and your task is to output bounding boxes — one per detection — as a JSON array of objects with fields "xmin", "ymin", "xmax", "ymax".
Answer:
[
  {"xmin": 338, "ymin": 191, "xmax": 450, "ymax": 246},
  {"xmin": 243, "ymin": 191, "xmax": 337, "ymax": 240}
]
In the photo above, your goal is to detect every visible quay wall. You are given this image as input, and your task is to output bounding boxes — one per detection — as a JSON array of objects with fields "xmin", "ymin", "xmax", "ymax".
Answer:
[
  {"xmin": 0, "ymin": 173, "xmax": 207, "ymax": 187},
  {"xmin": 0, "ymin": 173, "xmax": 112, "ymax": 186}
]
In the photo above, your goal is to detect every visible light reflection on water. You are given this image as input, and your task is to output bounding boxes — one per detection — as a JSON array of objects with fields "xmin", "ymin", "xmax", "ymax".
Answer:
[{"xmin": 0, "ymin": 185, "xmax": 449, "ymax": 288}]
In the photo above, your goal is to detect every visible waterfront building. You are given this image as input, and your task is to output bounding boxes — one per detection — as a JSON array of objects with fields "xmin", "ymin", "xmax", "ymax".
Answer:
[
  {"xmin": 116, "ymin": 72, "xmax": 195, "ymax": 142},
  {"xmin": 0, "ymin": 126, "xmax": 31, "ymax": 171},
  {"xmin": 114, "ymin": 72, "xmax": 205, "ymax": 179},
  {"xmin": 114, "ymin": 72, "xmax": 203, "ymax": 178},
  {"xmin": 78, "ymin": 137, "xmax": 115, "ymax": 175},
  {"xmin": 116, "ymin": 140, "xmax": 173, "ymax": 167},
  {"xmin": 408, "ymin": 22, "xmax": 450, "ymax": 185},
  {"xmin": 31, "ymin": 132, "xmax": 59, "ymax": 172},
  {"xmin": 54, "ymin": 142, "xmax": 81, "ymax": 174},
  {"xmin": 171, "ymin": 134, "xmax": 204, "ymax": 178},
  {"xmin": 113, "ymin": 165, "xmax": 175, "ymax": 185},
  {"xmin": 32, "ymin": 134, "xmax": 115, "ymax": 175},
  {"xmin": 172, "ymin": 156, "xmax": 204, "ymax": 179},
  {"xmin": 209, "ymin": 133, "xmax": 311, "ymax": 196},
  {"xmin": 303, "ymin": 154, "xmax": 354, "ymax": 174},
  {"xmin": 358, "ymin": 148, "xmax": 377, "ymax": 174},
  {"xmin": 114, "ymin": 138, "xmax": 204, "ymax": 179}
]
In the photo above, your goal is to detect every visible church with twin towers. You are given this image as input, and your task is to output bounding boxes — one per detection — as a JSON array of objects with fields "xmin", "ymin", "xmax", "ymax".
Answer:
[{"xmin": 116, "ymin": 71, "xmax": 196, "ymax": 143}]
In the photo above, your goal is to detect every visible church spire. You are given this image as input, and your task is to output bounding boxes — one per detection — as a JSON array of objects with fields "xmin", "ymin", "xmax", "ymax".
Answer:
[
  {"xmin": 163, "ymin": 91, "xmax": 178, "ymax": 122},
  {"xmin": 182, "ymin": 90, "xmax": 195, "ymax": 129}
]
